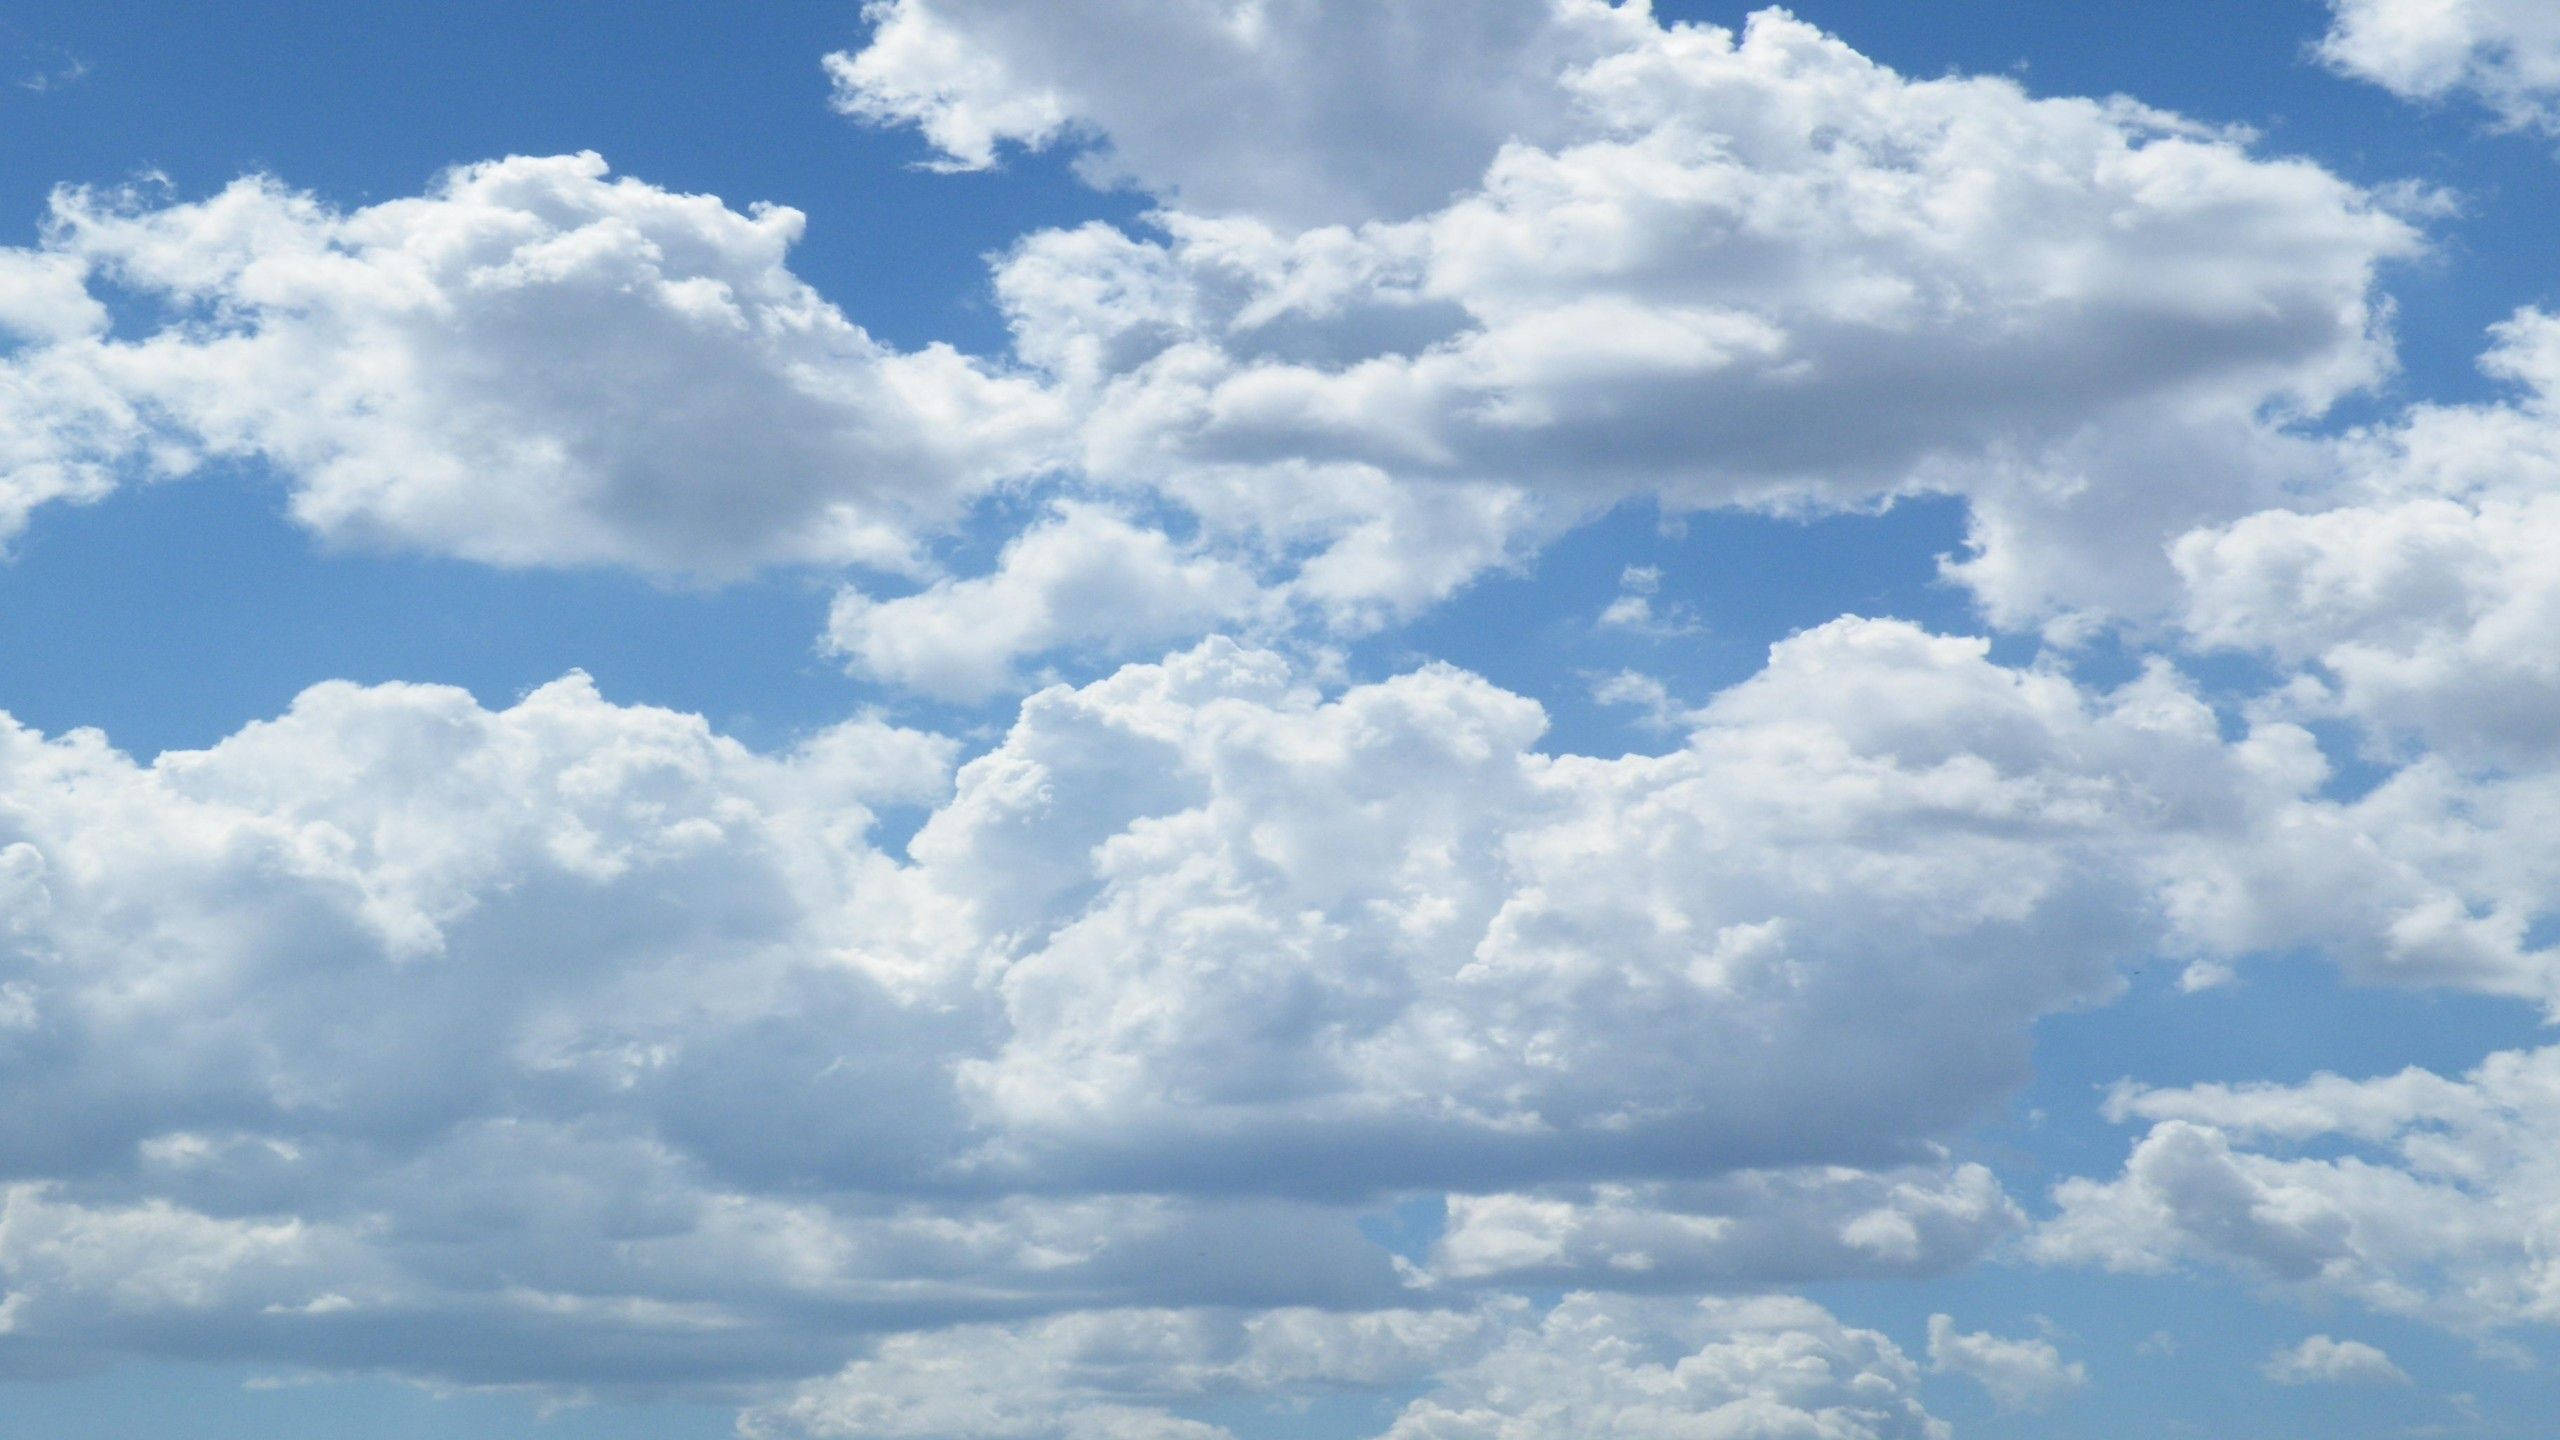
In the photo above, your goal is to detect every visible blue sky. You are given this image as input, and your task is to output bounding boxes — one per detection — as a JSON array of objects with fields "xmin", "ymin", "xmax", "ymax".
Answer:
[{"xmin": 6, "ymin": 2, "xmax": 2560, "ymax": 1436}]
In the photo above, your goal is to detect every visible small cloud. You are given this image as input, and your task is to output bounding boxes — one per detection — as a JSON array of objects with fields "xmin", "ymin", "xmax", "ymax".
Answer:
[
  {"xmin": 14, "ymin": 52, "xmax": 87, "ymax": 94},
  {"xmin": 2263, "ymin": 1335, "xmax": 2409, "ymax": 1387},
  {"xmin": 1589, "ymin": 668, "xmax": 1695, "ymax": 732},
  {"xmin": 1929, "ymin": 1314, "xmax": 2088, "ymax": 1412},
  {"xmin": 1597, "ymin": 564, "xmax": 1701, "ymax": 636}
]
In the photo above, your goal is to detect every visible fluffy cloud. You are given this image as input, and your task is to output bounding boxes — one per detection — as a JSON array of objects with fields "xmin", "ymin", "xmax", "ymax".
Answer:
[
  {"xmin": 2262, "ymin": 1334, "xmax": 2410, "ymax": 1386},
  {"xmin": 1923, "ymin": 1315, "xmax": 2086, "ymax": 1413},
  {"xmin": 2323, "ymin": 0, "xmax": 2560, "ymax": 130},
  {"xmin": 827, "ymin": 503, "xmax": 1269, "ymax": 701},
  {"xmin": 2036, "ymin": 1046, "xmax": 2560, "ymax": 1332},
  {"xmin": 927, "ymin": 621, "xmax": 2306, "ymax": 1190},
  {"xmin": 0, "ymin": 8, "xmax": 2428, "ymax": 691},
  {"xmin": 0, "ymin": 615, "xmax": 2363, "ymax": 1394},
  {"xmin": 740, "ymin": 1303, "xmax": 1493, "ymax": 1440},
  {"xmin": 830, "ymin": 0, "xmax": 1655, "ymax": 224},
  {"xmin": 1426, "ymin": 1163, "xmax": 2020, "ymax": 1288},
  {"xmin": 1380, "ymin": 1295, "xmax": 1945, "ymax": 1440},
  {"xmin": 0, "ymin": 152, "xmax": 1063, "ymax": 576},
  {"xmin": 967, "ymin": 7, "xmax": 2418, "ymax": 630},
  {"xmin": 2177, "ymin": 309, "xmax": 2560, "ymax": 766},
  {"xmin": 746, "ymin": 1295, "xmax": 1946, "ymax": 1440}
]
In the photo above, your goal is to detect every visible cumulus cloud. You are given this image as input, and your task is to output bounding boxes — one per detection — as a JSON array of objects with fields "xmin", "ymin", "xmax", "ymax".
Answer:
[
  {"xmin": 2262, "ymin": 1334, "xmax": 2410, "ymax": 1386},
  {"xmin": 2323, "ymin": 0, "xmax": 2560, "ymax": 130},
  {"xmin": 0, "ymin": 617, "xmax": 2382, "ymax": 1396},
  {"xmin": 827, "ymin": 503, "xmax": 1268, "ymax": 701},
  {"xmin": 0, "ymin": 8, "xmax": 2429, "ymax": 695},
  {"xmin": 740, "ymin": 1303, "xmax": 1493, "ymax": 1440},
  {"xmin": 964, "ymin": 7, "xmax": 2418, "ymax": 632},
  {"xmin": 1380, "ymin": 1294, "xmax": 1945, "ymax": 1440},
  {"xmin": 0, "ymin": 152, "xmax": 1063, "ymax": 577},
  {"xmin": 1924, "ymin": 1315, "xmax": 2086, "ymax": 1413},
  {"xmin": 2036, "ymin": 1046, "xmax": 2560, "ymax": 1332},
  {"xmin": 2176, "ymin": 308, "xmax": 2560, "ymax": 767},
  {"xmin": 829, "ymin": 0, "xmax": 1655, "ymax": 225},
  {"xmin": 747, "ymin": 1294, "xmax": 1946, "ymax": 1440}
]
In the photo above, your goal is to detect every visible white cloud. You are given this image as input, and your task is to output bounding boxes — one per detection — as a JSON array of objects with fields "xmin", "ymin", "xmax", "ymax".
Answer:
[
  {"xmin": 0, "ymin": 618, "xmax": 2355, "ymax": 1391},
  {"xmin": 1924, "ymin": 1314, "xmax": 2087, "ymax": 1413},
  {"xmin": 925, "ymin": 622, "xmax": 2284, "ymax": 1187},
  {"xmin": 1427, "ymin": 1162, "xmax": 2021, "ymax": 1287},
  {"xmin": 749, "ymin": 1294, "xmax": 1948, "ymax": 1440},
  {"xmin": 1381, "ymin": 1294, "xmax": 1946, "ymax": 1440},
  {"xmin": 741, "ymin": 1303, "xmax": 1493, "ymax": 1440},
  {"xmin": 975, "ymin": 8, "xmax": 2419, "ymax": 631},
  {"xmin": 2263, "ymin": 1334, "xmax": 2410, "ymax": 1386},
  {"xmin": 2323, "ymin": 0, "xmax": 2560, "ymax": 130},
  {"xmin": 829, "ymin": 0, "xmax": 1656, "ymax": 225},
  {"xmin": 827, "ymin": 503, "xmax": 1269, "ymax": 701},
  {"xmin": 2036, "ymin": 1046, "xmax": 2560, "ymax": 1332},
  {"xmin": 0, "ymin": 9, "xmax": 2427, "ymax": 696},
  {"xmin": 0, "ymin": 152, "xmax": 1064, "ymax": 577},
  {"xmin": 2177, "ymin": 309, "xmax": 2560, "ymax": 767}
]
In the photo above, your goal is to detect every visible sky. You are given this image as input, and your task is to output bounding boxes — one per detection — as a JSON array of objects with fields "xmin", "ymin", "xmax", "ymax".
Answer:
[{"xmin": 7, "ymin": 1, "xmax": 2560, "ymax": 1435}]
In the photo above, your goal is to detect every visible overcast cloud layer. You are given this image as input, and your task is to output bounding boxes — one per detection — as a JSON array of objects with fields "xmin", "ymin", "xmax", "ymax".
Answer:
[{"xmin": 7, "ymin": 1, "xmax": 2560, "ymax": 1434}]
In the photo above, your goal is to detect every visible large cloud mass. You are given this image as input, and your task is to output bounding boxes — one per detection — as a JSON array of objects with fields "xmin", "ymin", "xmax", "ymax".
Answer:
[{"xmin": 0, "ymin": 621, "xmax": 2393, "ymax": 1397}]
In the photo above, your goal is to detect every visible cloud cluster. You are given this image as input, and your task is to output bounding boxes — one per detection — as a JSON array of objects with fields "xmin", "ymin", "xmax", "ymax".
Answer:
[
  {"xmin": 745, "ymin": 1295, "xmax": 1946, "ymax": 1440},
  {"xmin": 2038, "ymin": 1045, "xmax": 2560, "ymax": 1333},
  {"xmin": 963, "ymin": 6, "xmax": 2418, "ymax": 644},
  {"xmin": 0, "ymin": 616, "xmax": 2383, "ymax": 1398},
  {"xmin": 0, "ymin": 7, "xmax": 2435, "ymax": 695}
]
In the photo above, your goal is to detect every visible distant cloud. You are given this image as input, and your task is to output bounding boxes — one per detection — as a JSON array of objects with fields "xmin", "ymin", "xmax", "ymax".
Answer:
[
  {"xmin": 2264, "ymin": 1335, "xmax": 2411, "ymax": 1386},
  {"xmin": 1926, "ymin": 1314, "xmax": 2088, "ymax": 1412}
]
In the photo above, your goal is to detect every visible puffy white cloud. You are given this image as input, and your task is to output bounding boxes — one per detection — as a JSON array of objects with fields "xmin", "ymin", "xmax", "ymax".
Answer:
[
  {"xmin": 1379, "ymin": 1294, "xmax": 1946, "ymax": 1440},
  {"xmin": 741, "ymin": 1303, "xmax": 1493, "ymax": 1440},
  {"xmin": 0, "ymin": 152, "xmax": 1064, "ymax": 576},
  {"xmin": 829, "ymin": 0, "xmax": 1655, "ymax": 225},
  {"xmin": 972, "ymin": 8, "xmax": 2419, "ymax": 629},
  {"xmin": 2262, "ymin": 1334, "xmax": 2410, "ymax": 1386},
  {"xmin": 0, "ymin": 8, "xmax": 2425, "ymax": 691},
  {"xmin": 827, "ymin": 503, "xmax": 1269, "ymax": 702},
  {"xmin": 0, "ymin": 617, "xmax": 2350, "ymax": 1392},
  {"xmin": 925, "ymin": 621, "xmax": 2295, "ymax": 1189},
  {"xmin": 2323, "ymin": 0, "xmax": 2560, "ymax": 130},
  {"xmin": 747, "ymin": 1294, "xmax": 1949, "ymax": 1440},
  {"xmin": 2176, "ymin": 309, "xmax": 2560, "ymax": 766},
  {"xmin": 2036, "ymin": 1046, "xmax": 2560, "ymax": 1332},
  {"xmin": 1923, "ymin": 1315, "xmax": 2085, "ymax": 1413}
]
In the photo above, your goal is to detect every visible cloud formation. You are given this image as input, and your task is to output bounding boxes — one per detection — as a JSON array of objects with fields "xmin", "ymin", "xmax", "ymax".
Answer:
[
  {"xmin": 0, "ymin": 620, "xmax": 2381, "ymax": 1395},
  {"xmin": 0, "ymin": 153, "xmax": 1062, "ymax": 576},
  {"xmin": 2262, "ymin": 1334, "xmax": 2410, "ymax": 1386},
  {"xmin": 2324, "ymin": 0, "xmax": 2560, "ymax": 130},
  {"xmin": 2038, "ymin": 1046, "xmax": 2560, "ymax": 1333}
]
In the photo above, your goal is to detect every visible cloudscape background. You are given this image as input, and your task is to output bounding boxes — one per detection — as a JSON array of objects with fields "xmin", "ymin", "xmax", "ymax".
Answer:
[{"xmin": 4, "ymin": 1, "xmax": 2560, "ymax": 1435}]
